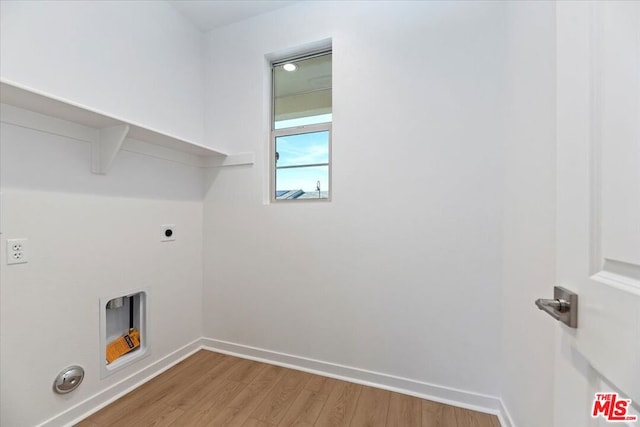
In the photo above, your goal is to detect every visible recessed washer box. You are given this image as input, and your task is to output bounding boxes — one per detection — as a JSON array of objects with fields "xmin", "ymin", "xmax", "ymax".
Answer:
[{"xmin": 100, "ymin": 290, "xmax": 149, "ymax": 378}]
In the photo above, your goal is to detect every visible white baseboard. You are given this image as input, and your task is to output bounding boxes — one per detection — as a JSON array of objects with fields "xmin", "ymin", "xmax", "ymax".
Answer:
[
  {"xmin": 43, "ymin": 337, "xmax": 515, "ymax": 427},
  {"xmin": 36, "ymin": 338, "xmax": 202, "ymax": 427},
  {"xmin": 498, "ymin": 398, "xmax": 516, "ymax": 427},
  {"xmin": 201, "ymin": 337, "xmax": 513, "ymax": 427}
]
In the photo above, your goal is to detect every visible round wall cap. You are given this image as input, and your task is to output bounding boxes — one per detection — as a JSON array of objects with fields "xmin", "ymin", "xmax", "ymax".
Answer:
[{"xmin": 53, "ymin": 365, "xmax": 84, "ymax": 394}]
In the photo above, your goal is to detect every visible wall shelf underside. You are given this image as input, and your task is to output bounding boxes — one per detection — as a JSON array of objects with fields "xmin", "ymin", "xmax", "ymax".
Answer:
[{"xmin": 0, "ymin": 81, "xmax": 253, "ymax": 173}]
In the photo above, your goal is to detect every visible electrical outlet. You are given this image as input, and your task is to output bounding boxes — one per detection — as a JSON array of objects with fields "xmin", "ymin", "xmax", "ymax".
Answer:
[
  {"xmin": 7, "ymin": 238, "xmax": 28, "ymax": 265},
  {"xmin": 161, "ymin": 225, "xmax": 175, "ymax": 242}
]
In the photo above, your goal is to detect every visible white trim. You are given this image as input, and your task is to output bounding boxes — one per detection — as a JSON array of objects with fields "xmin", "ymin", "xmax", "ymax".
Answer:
[
  {"xmin": 122, "ymin": 138, "xmax": 206, "ymax": 168},
  {"xmin": 39, "ymin": 337, "xmax": 515, "ymax": 426},
  {"xmin": 271, "ymin": 124, "xmax": 332, "ymax": 203},
  {"xmin": 205, "ymin": 152, "xmax": 256, "ymax": 168},
  {"xmin": 36, "ymin": 338, "xmax": 202, "ymax": 427},
  {"xmin": 0, "ymin": 103, "xmax": 97, "ymax": 143},
  {"xmin": 591, "ymin": 270, "xmax": 640, "ymax": 296},
  {"xmin": 200, "ymin": 337, "xmax": 511, "ymax": 425},
  {"xmin": 498, "ymin": 398, "xmax": 516, "ymax": 427},
  {"xmin": 0, "ymin": 99, "xmax": 254, "ymax": 170},
  {"xmin": 265, "ymin": 38, "xmax": 332, "ymax": 64},
  {"xmin": 273, "ymin": 122, "xmax": 331, "ymax": 137}
]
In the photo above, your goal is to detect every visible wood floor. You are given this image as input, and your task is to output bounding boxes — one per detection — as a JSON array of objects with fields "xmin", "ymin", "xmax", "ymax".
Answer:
[{"xmin": 77, "ymin": 350, "xmax": 500, "ymax": 427}]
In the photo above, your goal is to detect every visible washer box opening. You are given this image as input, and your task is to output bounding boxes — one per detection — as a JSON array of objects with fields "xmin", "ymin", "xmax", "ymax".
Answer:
[{"xmin": 100, "ymin": 290, "xmax": 149, "ymax": 378}]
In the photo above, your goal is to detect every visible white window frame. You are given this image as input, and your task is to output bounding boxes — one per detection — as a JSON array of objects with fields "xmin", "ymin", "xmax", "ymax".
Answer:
[
  {"xmin": 271, "ymin": 123, "xmax": 332, "ymax": 202},
  {"xmin": 270, "ymin": 51, "xmax": 332, "ymax": 203}
]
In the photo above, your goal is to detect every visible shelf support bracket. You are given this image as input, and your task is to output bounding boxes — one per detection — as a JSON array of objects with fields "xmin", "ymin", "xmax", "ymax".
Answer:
[{"xmin": 92, "ymin": 124, "xmax": 130, "ymax": 174}]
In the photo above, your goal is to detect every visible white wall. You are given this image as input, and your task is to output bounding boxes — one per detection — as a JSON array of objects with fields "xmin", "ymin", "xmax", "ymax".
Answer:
[
  {"xmin": 501, "ymin": 2, "xmax": 557, "ymax": 427},
  {"xmin": 0, "ymin": 1, "xmax": 574, "ymax": 425},
  {"xmin": 0, "ymin": 0, "xmax": 205, "ymax": 144},
  {"xmin": 0, "ymin": 3, "xmax": 208, "ymax": 425},
  {"xmin": 0, "ymin": 117, "xmax": 204, "ymax": 427},
  {"xmin": 202, "ymin": 0, "xmax": 506, "ymax": 401},
  {"xmin": 0, "ymin": 3, "xmax": 208, "ymax": 420}
]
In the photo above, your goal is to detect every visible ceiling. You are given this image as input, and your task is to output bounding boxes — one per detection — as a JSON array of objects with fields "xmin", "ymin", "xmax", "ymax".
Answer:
[{"xmin": 168, "ymin": 0, "xmax": 299, "ymax": 32}]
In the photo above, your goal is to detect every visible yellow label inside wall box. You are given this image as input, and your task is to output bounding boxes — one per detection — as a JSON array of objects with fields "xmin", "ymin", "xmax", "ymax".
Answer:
[{"xmin": 106, "ymin": 329, "xmax": 140, "ymax": 364}]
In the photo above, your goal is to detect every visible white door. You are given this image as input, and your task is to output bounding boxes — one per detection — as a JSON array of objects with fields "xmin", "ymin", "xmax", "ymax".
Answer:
[{"xmin": 555, "ymin": 1, "xmax": 640, "ymax": 426}]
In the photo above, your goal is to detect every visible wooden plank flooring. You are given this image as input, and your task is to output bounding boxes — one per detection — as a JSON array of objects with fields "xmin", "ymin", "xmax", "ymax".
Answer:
[{"xmin": 77, "ymin": 350, "xmax": 500, "ymax": 427}]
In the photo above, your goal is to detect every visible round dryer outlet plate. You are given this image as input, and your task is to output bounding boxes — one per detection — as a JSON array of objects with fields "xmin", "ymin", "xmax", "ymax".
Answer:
[{"xmin": 53, "ymin": 365, "xmax": 84, "ymax": 394}]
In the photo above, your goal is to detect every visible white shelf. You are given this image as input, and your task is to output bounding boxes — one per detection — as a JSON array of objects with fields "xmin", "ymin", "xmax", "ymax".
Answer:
[{"xmin": 0, "ymin": 80, "xmax": 254, "ymax": 173}]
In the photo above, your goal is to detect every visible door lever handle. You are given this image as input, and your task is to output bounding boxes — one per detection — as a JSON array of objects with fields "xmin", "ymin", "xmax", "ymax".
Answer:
[
  {"xmin": 535, "ymin": 287, "xmax": 578, "ymax": 328},
  {"xmin": 536, "ymin": 298, "xmax": 570, "ymax": 312},
  {"xmin": 535, "ymin": 298, "xmax": 567, "ymax": 320}
]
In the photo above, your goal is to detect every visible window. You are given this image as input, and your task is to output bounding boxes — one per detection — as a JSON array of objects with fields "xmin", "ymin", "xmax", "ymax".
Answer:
[{"xmin": 272, "ymin": 51, "xmax": 332, "ymax": 201}]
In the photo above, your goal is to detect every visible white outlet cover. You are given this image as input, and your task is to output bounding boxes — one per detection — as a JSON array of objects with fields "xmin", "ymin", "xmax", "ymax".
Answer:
[
  {"xmin": 161, "ymin": 225, "xmax": 175, "ymax": 242},
  {"xmin": 7, "ymin": 238, "xmax": 28, "ymax": 265}
]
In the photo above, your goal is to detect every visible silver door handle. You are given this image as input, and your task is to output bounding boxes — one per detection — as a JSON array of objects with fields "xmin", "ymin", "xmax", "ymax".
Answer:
[
  {"xmin": 535, "ymin": 298, "xmax": 569, "ymax": 320},
  {"xmin": 535, "ymin": 286, "xmax": 578, "ymax": 328}
]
